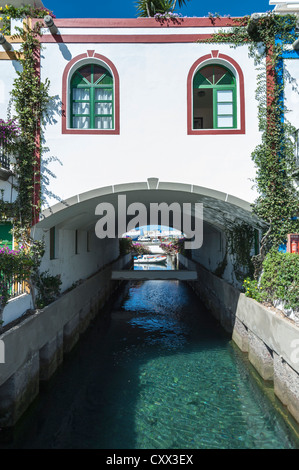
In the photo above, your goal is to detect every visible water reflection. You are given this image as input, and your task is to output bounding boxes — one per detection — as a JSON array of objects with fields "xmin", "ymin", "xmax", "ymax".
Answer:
[{"xmin": 2, "ymin": 271, "xmax": 299, "ymax": 449}]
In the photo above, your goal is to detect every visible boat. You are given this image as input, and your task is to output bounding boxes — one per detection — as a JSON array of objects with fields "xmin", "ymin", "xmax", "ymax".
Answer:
[
  {"xmin": 134, "ymin": 254, "xmax": 167, "ymax": 264},
  {"xmin": 138, "ymin": 236, "xmax": 151, "ymax": 242}
]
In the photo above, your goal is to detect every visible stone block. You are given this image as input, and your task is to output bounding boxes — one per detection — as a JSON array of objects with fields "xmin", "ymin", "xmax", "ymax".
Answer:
[
  {"xmin": 232, "ymin": 317, "xmax": 249, "ymax": 352},
  {"xmin": 274, "ymin": 352, "xmax": 299, "ymax": 424},
  {"xmin": 63, "ymin": 313, "xmax": 80, "ymax": 354},
  {"xmin": 248, "ymin": 331, "xmax": 274, "ymax": 381},
  {"xmin": 39, "ymin": 331, "xmax": 63, "ymax": 381},
  {"xmin": 0, "ymin": 352, "xmax": 39, "ymax": 427}
]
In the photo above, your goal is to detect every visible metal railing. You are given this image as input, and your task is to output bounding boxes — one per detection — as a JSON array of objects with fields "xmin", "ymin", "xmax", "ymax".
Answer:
[
  {"xmin": 0, "ymin": 140, "xmax": 10, "ymax": 171},
  {"xmin": 0, "ymin": 274, "xmax": 29, "ymax": 300}
]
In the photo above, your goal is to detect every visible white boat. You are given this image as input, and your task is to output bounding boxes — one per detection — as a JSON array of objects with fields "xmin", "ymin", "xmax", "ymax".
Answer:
[
  {"xmin": 138, "ymin": 236, "xmax": 151, "ymax": 242},
  {"xmin": 134, "ymin": 254, "xmax": 167, "ymax": 264}
]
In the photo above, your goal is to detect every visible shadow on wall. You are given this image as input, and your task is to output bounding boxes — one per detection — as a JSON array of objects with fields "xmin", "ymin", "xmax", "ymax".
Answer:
[{"xmin": 41, "ymin": 94, "xmax": 63, "ymax": 207}]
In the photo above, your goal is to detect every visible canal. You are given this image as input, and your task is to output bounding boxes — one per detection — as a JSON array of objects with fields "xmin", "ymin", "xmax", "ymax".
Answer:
[{"xmin": 2, "ymin": 255, "xmax": 299, "ymax": 449}]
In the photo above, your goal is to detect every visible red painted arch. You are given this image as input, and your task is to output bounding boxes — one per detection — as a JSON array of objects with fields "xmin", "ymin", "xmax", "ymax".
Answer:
[
  {"xmin": 187, "ymin": 51, "xmax": 245, "ymax": 135},
  {"xmin": 62, "ymin": 51, "xmax": 120, "ymax": 135}
]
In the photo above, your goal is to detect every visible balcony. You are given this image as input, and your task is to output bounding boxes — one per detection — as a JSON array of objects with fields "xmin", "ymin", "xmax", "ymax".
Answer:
[{"xmin": 0, "ymin": 142, "xmax": 13, "ymax": 181}]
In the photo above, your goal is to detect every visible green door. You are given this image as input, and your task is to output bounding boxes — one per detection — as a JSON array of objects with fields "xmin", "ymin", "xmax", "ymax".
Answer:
[{"xmin": 0, "ymin": 223, "xmax": 13, "ymax": 250}]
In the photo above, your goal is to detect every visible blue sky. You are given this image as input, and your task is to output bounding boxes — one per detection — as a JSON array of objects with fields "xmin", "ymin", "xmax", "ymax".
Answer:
[{"xmin": 43, "ymin": 0, "xmax": 274, "ymax": 19}]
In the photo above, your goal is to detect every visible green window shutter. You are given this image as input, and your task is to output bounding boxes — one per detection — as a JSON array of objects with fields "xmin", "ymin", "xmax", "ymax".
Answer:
[
  {"xmin": 193, "ymin": 65, "xmax": 237, "ymax": 130},
  {"xmin": 0, "ymin": 223, "xmax": 13, "ymax": 250}
]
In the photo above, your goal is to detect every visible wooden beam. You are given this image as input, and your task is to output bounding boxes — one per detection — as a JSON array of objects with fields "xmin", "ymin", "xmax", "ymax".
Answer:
[
  {"xmin": 6, "ymin": 36, "xmax": 24, "ymax": 43},
  {"xmin": 0, "ymin": 51, "xmax": 23, "ymax": 60}
]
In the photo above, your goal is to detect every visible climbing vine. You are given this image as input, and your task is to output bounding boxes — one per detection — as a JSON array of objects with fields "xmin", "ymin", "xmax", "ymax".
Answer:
[
  {"xmin": 200, "ymin": 12, "xmax": 299, "ymax": 274},
  {"xmin": 0, "ymin": 8, "xmax": 61, "ymax": 320},
  {"xmin": 226, "ymin": 222, "xmax": 255, "ymax": 281}
]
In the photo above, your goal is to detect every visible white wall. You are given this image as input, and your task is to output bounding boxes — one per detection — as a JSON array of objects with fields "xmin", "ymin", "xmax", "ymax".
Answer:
[
  {"xmin": 284, "ymin": 58, "xmax": 299, "ymax": 131},
  {"xmin": 34, "ymin": 225, "xmax": 120, "ymax": 292},
  {"xmin": 40, "ymin": 36, "xmax": 261, "ymax": 206},
  {"xmin": 2, "ymin": 293, "xmax": 33, "ymax": 327}
]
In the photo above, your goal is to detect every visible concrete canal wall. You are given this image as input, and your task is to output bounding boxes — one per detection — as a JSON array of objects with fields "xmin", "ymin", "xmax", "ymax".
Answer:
[
  {"xmin": 0, "ymin": 253, "xmax": 132, "ymax": 429},
  {"xmin": 179, "ymin": 254, "xmax": 299, "ymax": 424}
]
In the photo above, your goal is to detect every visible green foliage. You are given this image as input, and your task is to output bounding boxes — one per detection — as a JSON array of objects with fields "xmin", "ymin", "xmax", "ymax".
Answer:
[
  {"xmin": 227, "ymin": 221, "xmax": 255, "ymax": 280},
  {"xmin": 0, "ymin": 4, "xmax": 55, "ymax": 35},
  {"xmin": 243, "ymin": 251, "xmax": 299, "ymax": 311},
  {"xmin": 0, "ymin": 190, "xmax": 16, "ymax": 220},
  {"xmin": 0, "ymin": 239, "xmax": 43, "ymax": 312},
  {"xmin": 135, "ymin": 0, "xmax": 190, "ymax": 17},
  {"xmin": 10, "ymin": 21, "xmax": 51, "ymax": 232},
  {"xmin": 243, "ymin": 277, "xmax": 264, "ymax": 302},
  {"xmin": 259, "ymin": 250, "xmax": 299, "ymax": 310},
  {"xmin": 119, "ymin": 237, "xmax": 133, "ymax": 256},
  {"xmin": 202, "ymin": 11, "xmax": 299, "ymax": 278},
  {"xmin": 132, "ymin": 242, "xmax": 151, "ymax": 255},
  {"xmin": 119, "ymin": 237, "xmax": 151, "ymax": 255},
  {"xmin": 135, "ymin": 0, "xmax": 174, "ymax": 17},
  {"xmin": 32, "ymin": 270, "xmax": 62, "ymax": 309},
  {"xmin": 0, "ymin": 11, "xmax": 60, "ymax": 321}
]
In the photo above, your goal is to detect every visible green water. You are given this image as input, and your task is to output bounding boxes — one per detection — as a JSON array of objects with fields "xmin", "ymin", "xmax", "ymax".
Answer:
[{"xmin": 4, "ymin": 279, "xmax": 299, "ymax": 449}]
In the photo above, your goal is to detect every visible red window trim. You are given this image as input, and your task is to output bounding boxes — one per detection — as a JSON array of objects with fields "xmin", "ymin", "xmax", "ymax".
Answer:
[
  {"xmin": 62, "ymin": 51, "xmax": 120, "ymax": 135},
  {"xmin": 187, "ymin": 51, "xmax": 245, "ymax": 135}
]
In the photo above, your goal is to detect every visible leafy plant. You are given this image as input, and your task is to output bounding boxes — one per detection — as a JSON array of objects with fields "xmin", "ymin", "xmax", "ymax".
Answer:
[
  {"xmin": 32, "ymin": 270, "xmax": 62, "ymax": 309},
  {"xmin": 243, "ymin": 277, "xmax": 264, "ymax": 302},
  {"xmin": 201, "ymin": 12, "xmax": 299, "ymax": 279},
  {"xmin": 259, "ymin": 249, "xmax": 299, "ymax": 311},
  {"xmin": 0, "ymin": 4, "xmax": 55, "ymax": 35},
  {"xmin": 9, "ymin": 21, "xmax": 52, "ymax": 231},
  {"xmin": 119, "ymin": 237, "xmax": 134, "ymax": 256},
  {"xmin": 132, "ymin": 242, "xmax": 151, "ymax": 255},
  {"xmin": 226, "ymin": 221, "xmax": 256, "ymax": 280},
  {"xmin": 135, "ymin": 0, "xmax": 190, "ymax": 17}
]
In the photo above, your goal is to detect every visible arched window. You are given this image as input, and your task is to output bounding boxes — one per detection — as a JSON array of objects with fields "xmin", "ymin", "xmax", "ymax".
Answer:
[
  {"xmin": 70, "ymin": 63, "xmax": 114, "ymax": 130},
  {"xmin": 187, "ymin": 52, "xmax": 245, "ymax": 135},
  {"xmin": 193, "ymin": 64, "xmax": 236, "ymax": 130}
]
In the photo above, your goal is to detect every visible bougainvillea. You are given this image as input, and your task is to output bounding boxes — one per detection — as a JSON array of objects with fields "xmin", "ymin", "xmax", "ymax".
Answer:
[{"xmin": 0, "ymin": 118, "xmax": 20, "ymax": 143}]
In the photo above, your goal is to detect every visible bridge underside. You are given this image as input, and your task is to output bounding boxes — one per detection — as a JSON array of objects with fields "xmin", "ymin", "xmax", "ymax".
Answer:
[
  {"xmin": 36, "ymin": 179, "xmax": 261, "ymax": 234},
  {"xmin": 33, "ymin": 179, "xmax": 264, "ymax": 291},
  {"xmin": 111, "ymin": 270, "xmax": 198, "ymax": 281}
]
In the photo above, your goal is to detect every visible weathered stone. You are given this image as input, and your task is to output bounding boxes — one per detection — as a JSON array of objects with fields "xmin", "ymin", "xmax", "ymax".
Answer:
[
  {"xmin": 0, "ymin": 352, "xmax": 39, "ymax": 427},
  {"xmin": 248, "ymin": 331, "xmax": 274, "ymax": 381},
  {"xmin": 0, "ymin": 254, "xmax": 132, "ymax": 430},
  {"xmin": 63, "ymin": 313, "xmax": 80, "ymax": 354},
  {"xmin": 274, "ymin": 352, "xmax": 299, "ymax": 424},
  {"xmin": 232, "ymin": 317, "xmax": 249, "ymax": 352},
  {"xmin": 39, "ymin": 331, "xmax": 63, "ymax": 381}
]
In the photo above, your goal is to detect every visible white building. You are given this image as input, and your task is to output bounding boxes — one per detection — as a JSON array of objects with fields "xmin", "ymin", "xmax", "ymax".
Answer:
[{"xmin": 0, "ymin": 1, "xmax": 298, "ymax": 322}]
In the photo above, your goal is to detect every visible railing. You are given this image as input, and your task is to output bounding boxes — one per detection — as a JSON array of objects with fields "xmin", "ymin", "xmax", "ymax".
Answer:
[
  {"xmin": 0, "ymin": 273, "xmax": 29, "ymax": 300},
  {"xmin": 0, "ymin": 140, "xmax": 10, "ymax": 171}
]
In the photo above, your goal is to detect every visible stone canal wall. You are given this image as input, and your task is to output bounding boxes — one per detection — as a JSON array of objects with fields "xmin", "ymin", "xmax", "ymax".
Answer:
[
  {"xmin": 179, "ymin": 254, "xmax": 299, "ymax": 424},
  {"xmin": 0, "ymin": 253, "xmax": 132, "ymax": 429}
]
